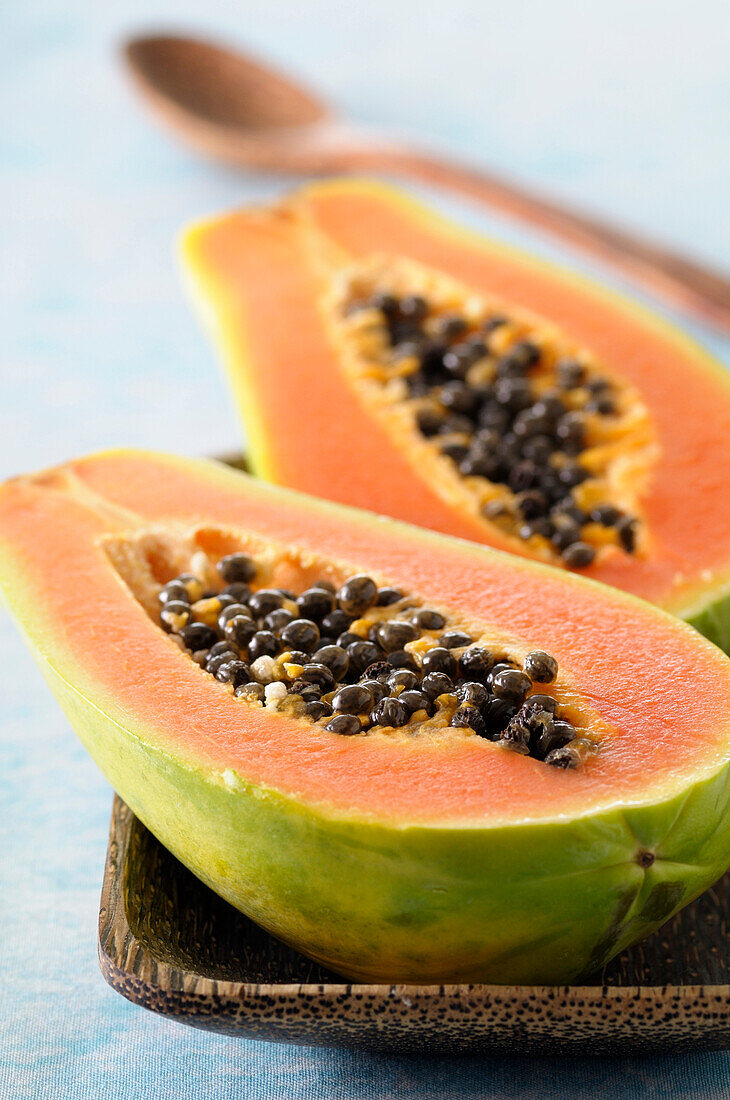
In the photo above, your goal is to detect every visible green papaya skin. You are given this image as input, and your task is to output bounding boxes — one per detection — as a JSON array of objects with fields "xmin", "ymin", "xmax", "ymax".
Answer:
[
  {"xmin": 686, "ymin": 588, "xmax": 730, "ymax": 659},
  {"xmin": 34, "ymin": 642, "xmax": 730, "ymax": 985}
]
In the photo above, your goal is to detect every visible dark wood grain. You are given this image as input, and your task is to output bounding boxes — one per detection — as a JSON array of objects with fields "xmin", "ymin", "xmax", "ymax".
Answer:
[{"xmin": 98, "ymin": 796, "xmax": 730, "ymax": 1053}]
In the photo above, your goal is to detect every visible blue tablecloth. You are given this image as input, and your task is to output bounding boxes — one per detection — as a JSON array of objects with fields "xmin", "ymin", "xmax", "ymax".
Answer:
[{"xmin": 2, "ymin": 1, "xmax": 730, "ymax": 1096}]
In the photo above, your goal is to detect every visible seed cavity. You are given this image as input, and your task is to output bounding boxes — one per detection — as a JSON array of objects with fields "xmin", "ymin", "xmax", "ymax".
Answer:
[
  {"xmin": 140, "ymin": 542, "xmax": 602, "ymax": 769},
  {"xmin": 332, "ymin": 258, "xmax": 656, "ymax": 568}
]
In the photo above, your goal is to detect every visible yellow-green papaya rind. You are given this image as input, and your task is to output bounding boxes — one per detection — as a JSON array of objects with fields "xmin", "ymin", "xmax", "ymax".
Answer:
[
  {"xmin": 685, "ymin": 588, "xmax": 730, "ymax": 658},
  {"xmin": 37, "ymin": 649, "xmax": 730, "ymax": 985}
]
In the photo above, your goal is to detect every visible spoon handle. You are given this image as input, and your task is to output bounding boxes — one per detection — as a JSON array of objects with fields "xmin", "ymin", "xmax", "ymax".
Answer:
[{"xmin": 345, "ymin": 143, "xmax": 730, "ymax": 335}]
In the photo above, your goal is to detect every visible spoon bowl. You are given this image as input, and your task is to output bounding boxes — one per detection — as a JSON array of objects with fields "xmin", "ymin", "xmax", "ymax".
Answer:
[{"xmin": 124, "ymin": 34, "xmax": 351, "ymax": 171}]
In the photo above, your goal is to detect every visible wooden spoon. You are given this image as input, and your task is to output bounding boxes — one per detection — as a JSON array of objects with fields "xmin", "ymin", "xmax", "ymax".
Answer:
[{"xmin": 124, "ymin": 33, "xmax": 730, "ymax": 335}]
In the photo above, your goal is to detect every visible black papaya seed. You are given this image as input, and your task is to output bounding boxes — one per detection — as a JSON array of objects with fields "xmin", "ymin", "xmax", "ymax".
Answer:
[
  {"xmin": 296, "ymin": 587, "xmax": 336, "ymax": 621},
  {"xmin": 248, "ymin": 589, "xmax": 285, "ymax": 617},
  {"xmin": 347, "ymin": 641, "xmax": 382, "ymax": 677},
  {"xmin": 332, "ymin": 684, "xmax": 374, "ymax": 715},
  {"xmin": 410, "ymin": 608, "xmax": 447, "ymax": 631},
  {"xmin": 450, "ymin": 706, "xmax": 486, "ymax": 736},
  {"xmin": 159, "ymin": 580, "xmax": 190, "ymax": 605},
  {"xmin": 234, "ymin": 681, "xmax": 265, "ymax": 702},
  {"xmin": 314, "ymin": 644, "xmax": 349, "ymax": 679},
  {"xmin": 440, "ymin": 630, "xmax": 473, "ymax": 649},
  {"xmin": 159, "ymin": 600, "xmax": 191, "ymax": 633},
  {"xmin": 325, "ymin": 714, "xmax": 362, "ymax": 736},
  {"xmin": 534, "ymin": 719, "xmax": 576, "ymax": 759},
  {"xmin": 492, "ymin": 669, "xmax": 532, "ymax": 703},
  {"xmin": 376, "ymin": 586, "xmax": 405, "ymax": 606},
  {"xmin": 280, "ymin": 618, "xmax": 320, "ymax": 653},
  {"xmin": 298, "ymin": 663, "xmax": 336, "ymax": 691},
  {"xmin": 375, "ymin": 620, "xmax": 419, "ymax": 652},
  {"xmin": 388, "ymin": 669, "xmax": 419, "ymax": 692},
  {"xmin": 180, "ymin": 623, "xmax": 217, "ymax": 651},
  {"xmin": 398, "ymin": 690, "xmax": 431, "ymax": 715},
  {"xmin": 386, "ymin": 650, "xmax": 419, "ymax": 672},
  {"xmin": 218, "ymin": 602, "xmax": 252, "ymax": 627},
  {"xmin": 359, "ymin": 678, "xmax": 388, "ymax": 705},
  {"xmin": 371, "ymin": 697, "xmax": 410, "ymax": 728},
  {"xmin": 247, "ymin": 631, "xmax": 280, "ymax": 660},
  {"xmin": 362, "ymin": 660, "xmax": 392, "ymax": 682},
  {"xmin": 562, "ymin": 542, "xmax": 596, "ymax": 568},
  {"xmin": 321, "ymin": 609, "xmax": 353, "ymax": 636},
  {"xmin": 421, "ymin": 672, "xmax": 455, "ymax": 700},
  {"xmin": 305, "ymin": 700, "xmax": 333, "ymax": 721},
  {"xmin": 456, "ymin": 681, "xmax": 489, "ymax": 708},
  {"xmin": 545, "ymin": 743, "xmax": 581, "ymax": 768},
  {"xmin": 459, "ymin": 647, "xmax": 495, "ymax": 682},
  {"xmin": 264, "ymin": 608, "xmax": 296, "ymax": 633},
  {"xmin": 337, "ymin": 574, "xmax": 378, "ymax": 616},
  {"xmin": 523, "ymin": 650, "xmax": 558, "ymax": 683},
  {"xmin": 527, "ymin": 693, "xmax": 558, "ymax": 714},
  {"xmin": 217, "ymin": 553, "xmax": 257, "ymax": 584},
  {"xmin": 421, "ymin": 647, "xmax": 457, "ymax": 678},
  {"xmin": 215, "ymin": 660, "xmax": 250, "ymax": 688},
  {"xmin": 223, "ymin": 615, "xmax": 257, "ymax": 649}
]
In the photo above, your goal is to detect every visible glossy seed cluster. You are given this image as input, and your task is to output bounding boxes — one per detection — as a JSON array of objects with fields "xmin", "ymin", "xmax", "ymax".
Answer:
[
  {"xmin": 346, "ymin": 291, "xmax": 638, "ymax": 567},
  {"xmin": 157, "ymin": 552, "xmax": 587, "ymax": 768}
]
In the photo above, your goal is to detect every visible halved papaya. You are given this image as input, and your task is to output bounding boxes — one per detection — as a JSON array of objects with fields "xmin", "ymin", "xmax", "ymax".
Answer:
[
  {"xmin": 182, "ymin": 180, "xmax": 730, "ymax": 651},
  {"xmin": 2, "ymin": 449, "xmax": 730, "ymax": 984}
]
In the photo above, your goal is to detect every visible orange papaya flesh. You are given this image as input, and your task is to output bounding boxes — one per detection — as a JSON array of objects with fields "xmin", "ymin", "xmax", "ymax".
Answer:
[
  {"xmin": 181, "ymin": 181, "xmax": 730, "ymax": 650},
  {"xmin": 2, "ymin": 449, "xmax": 730, "ymax": 983}
]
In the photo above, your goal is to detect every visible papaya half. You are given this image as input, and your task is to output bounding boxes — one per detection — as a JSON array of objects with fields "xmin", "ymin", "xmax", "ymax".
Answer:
[
  {"xmin": 182, "ymin": 179, "xmax": 730, "ymax": 653},
  {"xmin": 2, "ymin": 449, "xmax": 730, "ymax": 984}
]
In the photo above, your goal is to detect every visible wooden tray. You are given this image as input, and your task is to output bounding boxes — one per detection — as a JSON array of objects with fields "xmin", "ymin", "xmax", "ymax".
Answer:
[{"xmin": 98, "ymin": 795, "xmax": 730, "ymax": 1054}]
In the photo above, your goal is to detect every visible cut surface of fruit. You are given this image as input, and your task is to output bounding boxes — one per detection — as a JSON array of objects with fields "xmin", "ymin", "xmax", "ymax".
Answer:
[
  {"xmin": 2, "ymin": 449, "xmax": 730, "ymax": 984},
  {"xmin": 181, "ymin": 180, "xmax": 730, "ymax": 650}
]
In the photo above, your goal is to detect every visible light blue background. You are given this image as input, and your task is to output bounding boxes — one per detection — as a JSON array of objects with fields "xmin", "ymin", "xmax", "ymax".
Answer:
[{"xmin": 2, "ymin": 2, "xmax": 730, "ymax": 1097}]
